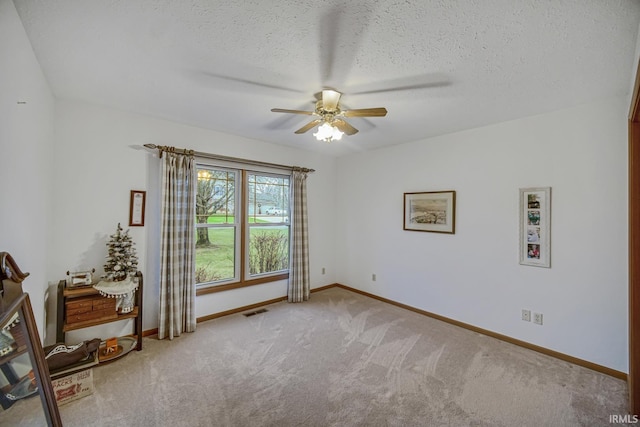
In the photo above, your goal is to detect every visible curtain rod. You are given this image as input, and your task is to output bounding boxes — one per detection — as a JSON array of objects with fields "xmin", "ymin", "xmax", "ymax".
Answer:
[{"xmin": 143, "ymin": 144, "xmax": 314, "ymax": 173}]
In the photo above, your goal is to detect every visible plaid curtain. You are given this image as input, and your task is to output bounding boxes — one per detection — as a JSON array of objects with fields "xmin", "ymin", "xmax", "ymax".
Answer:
[
  {"xmin": 158, "ymin": 152, "xmax": 196, "ymax": 339},
  {"xmin": 288, "ymin": 170, "xmax": 310, "ymax": 302}
]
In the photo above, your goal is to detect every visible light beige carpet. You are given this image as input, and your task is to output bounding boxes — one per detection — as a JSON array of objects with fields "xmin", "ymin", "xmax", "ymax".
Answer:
[{"xmin": 4, "ymin": 287, "xmax": 631, "ymax": 426}]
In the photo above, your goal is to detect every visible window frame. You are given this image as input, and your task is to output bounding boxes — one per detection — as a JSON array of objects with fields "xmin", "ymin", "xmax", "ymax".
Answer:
[{"xmin": 195, "ymin": 165, "xmax": 290, "ymax": 296}]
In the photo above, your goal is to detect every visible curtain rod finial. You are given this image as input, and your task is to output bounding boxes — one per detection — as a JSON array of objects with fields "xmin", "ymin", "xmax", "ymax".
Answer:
[{"xmin": 144, "ymin": 143, "xmax": 165, "ymax": 158}]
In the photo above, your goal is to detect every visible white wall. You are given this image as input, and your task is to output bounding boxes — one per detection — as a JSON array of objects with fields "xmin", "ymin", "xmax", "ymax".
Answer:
[
  {"xmin": 52, "ymin": 99, "xmax": 337, "ymax": 343},
  {"xmin": 0, "ymin": 0, "xmax": 55, "ymax": 339},
  {"xmin": 631, "ymin": 19, "xmax": 640, "ymax": 107},
  {"xmin": 335, "ymin": 96, "xmax": 629, "ymax": 372}
]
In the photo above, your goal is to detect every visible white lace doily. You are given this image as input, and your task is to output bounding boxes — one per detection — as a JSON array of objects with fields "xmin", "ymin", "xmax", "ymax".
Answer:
[{"xmin": 93, "ymin": 276, "xmax": 139, "ymax": 313}]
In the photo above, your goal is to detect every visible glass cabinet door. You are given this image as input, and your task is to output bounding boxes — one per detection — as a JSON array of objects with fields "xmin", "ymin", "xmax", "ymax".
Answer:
[{"xmin": 0, "ymin": 293, "xmax": 62, "ymax": 426}]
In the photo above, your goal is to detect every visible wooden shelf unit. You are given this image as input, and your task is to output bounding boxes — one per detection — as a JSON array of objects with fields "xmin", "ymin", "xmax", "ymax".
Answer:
[{"xmin": 56, "ymin": 272, "xmax": 143, "ymax": 352}]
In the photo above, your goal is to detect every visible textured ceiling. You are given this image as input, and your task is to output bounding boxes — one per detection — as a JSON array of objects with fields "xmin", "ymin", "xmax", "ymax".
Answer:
[{"xmin": 13, "ymin": 0, "xmax": 640, "ymax": 157}]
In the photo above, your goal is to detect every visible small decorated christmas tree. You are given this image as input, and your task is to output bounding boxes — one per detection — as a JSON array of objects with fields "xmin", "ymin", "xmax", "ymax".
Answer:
[{"xmin": 103, "ymin": 223, "xmax": 138, "ymax": 281}]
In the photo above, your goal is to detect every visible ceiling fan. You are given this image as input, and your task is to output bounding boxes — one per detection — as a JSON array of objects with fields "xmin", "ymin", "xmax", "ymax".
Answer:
[{"xmin": 270, "ymin": 89, "xmax": 387, "ymax": 142}]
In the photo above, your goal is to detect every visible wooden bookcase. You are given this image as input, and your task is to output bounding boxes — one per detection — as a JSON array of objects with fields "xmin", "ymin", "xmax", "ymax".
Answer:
[{"xmin": 56, "ymin": 271, "xmax": 143, "ymax": 352}]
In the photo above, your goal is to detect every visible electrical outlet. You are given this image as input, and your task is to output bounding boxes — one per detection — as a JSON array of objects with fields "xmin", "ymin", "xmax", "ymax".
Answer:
[
  {"xmin": 372, "ymin": 273, "xmax": 376, "ymax": 281},
  {"xmin": 533, "ymin": 312, "xmax": 543, "ymax": 325},
  {"xmin": 322, "ymin": 267, "xmax": 325, "ymax": 275},
  {"xmin": 522, "ymin": 309, "xmax": 531, "ymax": 322}
]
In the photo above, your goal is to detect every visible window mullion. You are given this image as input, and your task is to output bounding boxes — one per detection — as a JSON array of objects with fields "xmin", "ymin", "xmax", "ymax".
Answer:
[{"xmin": 240, "ymin": 169, "xmax": 247, "ymax": 283}]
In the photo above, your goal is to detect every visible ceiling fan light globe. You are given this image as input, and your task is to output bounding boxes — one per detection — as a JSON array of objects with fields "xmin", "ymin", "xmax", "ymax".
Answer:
[{"xmin": 313, "ymin": 122, "xmax": 343, "ymax": 142}]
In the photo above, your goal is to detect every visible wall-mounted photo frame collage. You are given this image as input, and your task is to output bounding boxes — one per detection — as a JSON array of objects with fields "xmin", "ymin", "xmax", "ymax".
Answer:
[{"xmin": 519, "ymin": 187, "xmax": 551, "ymax": 268}]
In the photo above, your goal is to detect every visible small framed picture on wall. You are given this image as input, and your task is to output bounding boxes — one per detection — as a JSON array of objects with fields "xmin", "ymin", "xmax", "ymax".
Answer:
[
  {"xmin": 129, "ymin": 190, "xmax": 146, "ymax": 226},
  {"xmin": 519, "ymin": 187, "xmax": 551, "ymax": 267}
]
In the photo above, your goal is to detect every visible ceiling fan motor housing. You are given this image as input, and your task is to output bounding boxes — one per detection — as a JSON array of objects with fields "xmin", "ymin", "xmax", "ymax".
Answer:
[{"xmin": 315, "ymin": 100, "xmax": 340, "ymax": 123}]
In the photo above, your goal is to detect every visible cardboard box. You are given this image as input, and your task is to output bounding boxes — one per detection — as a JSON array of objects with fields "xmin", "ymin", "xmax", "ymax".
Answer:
[{"xmin": 51, "ymin": 369, "xmax": 93, "ymax": 405}]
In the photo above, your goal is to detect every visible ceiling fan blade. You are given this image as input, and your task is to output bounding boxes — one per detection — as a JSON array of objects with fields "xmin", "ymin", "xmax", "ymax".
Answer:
[
  {"xmin": 333, "ymin": 119, "xmax": 359, "ymax": 135},
  {"xmin": 271, "ymin": 108, "xmax": 314, "ymax": 115},
  {"xmin": 349, "ymin": 74, "xmax": 452, "ymax": 95},
  {"xmin": 343, "ymin": 107, "xmax": 388, "ymax": 117},
  {"xmin": 322, "ymin": 90, "xmax": 341, "ymax": 111},
  {"xmin": 318, "ymin": 5, "xmax": 372, "ymax": 88},
  {"xmin": 267, "ymin": 102, "xmax": 316, "ymax": 130},
  {"xmin": 294, "ymin": 119, "xmax": 323, "ymax": 134},
  {"xmin": 197, "ymin": 71, "xmax": 305, "ymax": 94}
]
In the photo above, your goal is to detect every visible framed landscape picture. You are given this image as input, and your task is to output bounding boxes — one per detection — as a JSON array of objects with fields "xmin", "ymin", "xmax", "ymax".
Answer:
[
  {"xmin": 404, "ymin": 191, "xmax": 456, "ymax": 234},
  {"xmin": 519, "ymin": 187, "xmax": 551, "ymax": 267}
]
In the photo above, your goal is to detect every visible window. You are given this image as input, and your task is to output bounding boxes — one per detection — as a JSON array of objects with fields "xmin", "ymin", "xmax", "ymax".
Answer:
[
  {"xmin": 195, "ymin": 168, "xmax": 239, "ymax": 285},
  {"xmin": 247, "ymin": 173, "xmax": 290, "ymax": 277},
  {"xmin": 195, "ymin": 165, "xmax": 290, "ymax": 290}
]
